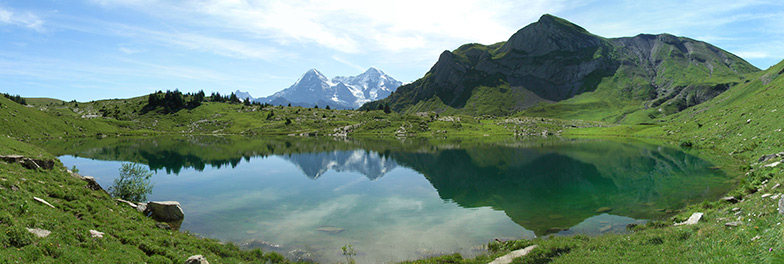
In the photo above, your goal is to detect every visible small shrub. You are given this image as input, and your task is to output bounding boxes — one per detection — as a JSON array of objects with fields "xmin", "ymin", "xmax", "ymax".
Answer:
[
  {"xmin": 109, "ymin": 163, "xmax": 154, "ymax": 202},
  {"xmin": 679, "ymin": 140, "xmax": 693, "ymax": 148}
]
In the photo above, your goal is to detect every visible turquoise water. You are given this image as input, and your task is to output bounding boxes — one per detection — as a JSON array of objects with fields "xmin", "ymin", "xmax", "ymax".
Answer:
[{"xmin": 45, "ymin": 136, "xmax": 731, "ymax": 263}]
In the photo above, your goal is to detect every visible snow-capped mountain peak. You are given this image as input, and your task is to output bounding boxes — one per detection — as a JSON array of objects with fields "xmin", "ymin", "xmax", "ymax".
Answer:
[{"xmin": 257, "ymin": 67, "xmax": 402, "ymax": 109}]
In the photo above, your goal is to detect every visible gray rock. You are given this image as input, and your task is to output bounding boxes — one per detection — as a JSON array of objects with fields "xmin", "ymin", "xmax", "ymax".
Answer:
[
  {"xmin": 184, "ymin": 255, "xmax": 209, "ymax": 264},
  {"xmin": 136, "ymin": 202, "xmax": 147, "ymax": 213},
  {"xmin": 488, "ymin": 245, "xmax": 538, "ymax": 264},
  {"xmin": 116, "ymin": 198, "xmax": 137, "ymax": 209},
  {"xmin": 144, "ymin": 201, "xmax": 184, "ymax": 222},
  {"xmin": 759, "ymin": 154, "xmax": 778, "ymax": 162},
  {"xmin": 721, "ymin": 196, "xmax": 740, "ymax": 204},
  {"xmin": 778, "ymin": 197, "xmax": 784, "ymax": 215},
  {"xmin": 89, "ymin": 230, "xmax": 104, "ymax": 238},
  {"xmin": 675, "ymin": 212, "xmax": 703, "ymax": 226},
  {"xmin": 725, "ymin": 221, "xmax": 742, "ymax": 227},
  {"xmin": 762, "ymin": 193, "xmax": 773, "ymax": 198},
  {"xmin": 33, "ymin": 196, "xmax": 55, "ymax": 208},
  {"xmin": 27, "ymin": 228, "xmax": 51, "ymax": 238}
]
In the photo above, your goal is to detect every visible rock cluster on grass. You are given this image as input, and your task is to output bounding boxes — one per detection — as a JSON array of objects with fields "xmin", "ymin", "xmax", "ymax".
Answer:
[{"xmin": 0, "ymin": 155, "xmax": 54, "ymax": 170}]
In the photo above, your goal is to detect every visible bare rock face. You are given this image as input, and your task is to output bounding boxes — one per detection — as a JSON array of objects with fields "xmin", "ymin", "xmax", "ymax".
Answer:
[
  {"xmin": 184, "ymin": 255, "xmax": 209, "ymax": 264},
  {"xmin": 144, "ymin": 201, "xmax": 184, "ymax": 222}
]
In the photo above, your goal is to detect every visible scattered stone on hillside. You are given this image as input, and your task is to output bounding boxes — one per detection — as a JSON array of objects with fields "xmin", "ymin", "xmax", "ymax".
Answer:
[
  {"xmin": 26, "ymin": 228, "xmax": 51, "ymax": 238},
  {"xmin": 773, "ymin": 183, "xmax": 781, "ymax": 189},
  {"xmin": 762, "ymin": 193, "xmax": 773, "ymax": 198},
  {"xmin": 10, "ymin": 185, "xmax": 19, "ymax": 191},
  {"xmin": 731, "ymin": 207, "xmax": 741, "ymax": 212},
  {"xmin": 721, "ymin": 196, "xmax": 740, "ymax": 204},
  {"xmin": 675, "ymin": 212, "xmax": 703, "ymax": 226},
  {"xmin": 136, "ymin": 202, "xmax": 147, "ymax": 213},
  {"xmin": 759, "ymin": 154, "xmax": 778, "ymax": 162},
  {"xmin": 725, "ymin": 221, "xmax": 742, "ymax": 227},
  {"xmin": 144, "ymin": 201, "xmax": 184, "ymax": 222},
  {"xmin": 751, "ymin": 235, "xmax": 761, "ymax": 242},
  {"xmin": 33, "ymin": 196, "xmax": 55, "ymax": 208},
  {"xmin": 116, "ymin": 198, "xmax": 137, "ymax": 209},
  {"xmin": 595, "ymin": 207, "xmax": 613, "ymax": 213},
  {"xmin": 746, "ymin": 119, "xmax": 752, "ymax": 124},
  {"xmin": 764, "ymin": 161, "xmax": 781, "ymax": 168},
  {"xmin": 778, "ymin": 197, "xmax": 784, "ymax": 215},
  {"xmin": 89, "ymin": 230, "xmax": 104, "ymax": 238},
  {"xmin": 184, "ymin": 255, "xmax": 209, "ymax": 264},
  {"xmin": 488, "ymin": 245, "xmax": 538, "ymax": 264}
]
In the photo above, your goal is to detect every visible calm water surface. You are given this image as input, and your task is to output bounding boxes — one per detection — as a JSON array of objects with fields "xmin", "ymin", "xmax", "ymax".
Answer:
[{"xmin": 40, "ymin": 136, "xmax": 732, "ymax": 263}]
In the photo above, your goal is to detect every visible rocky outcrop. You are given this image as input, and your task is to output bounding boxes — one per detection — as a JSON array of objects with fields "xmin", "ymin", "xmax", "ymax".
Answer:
[
  {"xmin": 68, "ymin": 170, "xmax": 106, "ymax": 192},
  {"xmin": 0, "ymin": 155, "xmax": 54, "ymax": 170}
]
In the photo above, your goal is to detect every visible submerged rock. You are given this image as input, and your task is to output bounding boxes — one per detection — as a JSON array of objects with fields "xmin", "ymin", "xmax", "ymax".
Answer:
[{"xmin": 316, "ymin": 226, "xmax": 344, "ymax": 234}]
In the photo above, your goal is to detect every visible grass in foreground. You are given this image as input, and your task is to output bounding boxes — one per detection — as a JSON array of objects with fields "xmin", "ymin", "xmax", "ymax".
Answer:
[{"xmin": 0, "ymin": 140, "xmax": 288, "ymax": 263}]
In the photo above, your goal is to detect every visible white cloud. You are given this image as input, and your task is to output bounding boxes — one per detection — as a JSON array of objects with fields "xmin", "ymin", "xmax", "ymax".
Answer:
[
  {"xmin": 88, "ymin": 0, "xmax": 567, "ymax": 55},
  {"xmin": 0, "ymin": 6, "xmax": 45, "ymax": 31},
  {"xmin": 735, "ymin": 51, "xmax": 771, "ymax": 59},
  {"xmin": 118, "ymin": 46, "xmax": 142, "ymax": 54}
]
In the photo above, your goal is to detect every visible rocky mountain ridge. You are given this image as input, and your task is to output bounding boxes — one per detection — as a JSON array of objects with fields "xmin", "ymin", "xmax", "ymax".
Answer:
[{"xmin": 362, "ymin": 14, "xmax": 758, "ymax": 123}]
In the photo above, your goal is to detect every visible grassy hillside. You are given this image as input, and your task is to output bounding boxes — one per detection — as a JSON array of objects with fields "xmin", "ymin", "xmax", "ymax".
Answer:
[{"xmin": 0, "ymin": 136, "xmax": 288, "ymax": 263}]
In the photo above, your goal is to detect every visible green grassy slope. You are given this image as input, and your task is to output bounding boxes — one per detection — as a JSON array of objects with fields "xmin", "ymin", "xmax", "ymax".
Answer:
[{"xmin": 0, "ymin": 138, "xmax": 288, "ymax": 263}]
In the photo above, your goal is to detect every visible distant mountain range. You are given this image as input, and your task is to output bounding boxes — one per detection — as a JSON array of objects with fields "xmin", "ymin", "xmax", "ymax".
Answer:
[
  {"xmin": 247, "ymin": 67, "xmax": 402, "ymax": 109},
  {"xmin": 361, "ymin": 14, "xmax": 758, "ymax": 124}
]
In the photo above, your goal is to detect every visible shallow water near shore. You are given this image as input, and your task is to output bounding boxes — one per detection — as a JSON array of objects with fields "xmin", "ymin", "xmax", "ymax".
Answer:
[{"xmin": 41, "ymin": 136, "xmax": 732, "ymax": 263}]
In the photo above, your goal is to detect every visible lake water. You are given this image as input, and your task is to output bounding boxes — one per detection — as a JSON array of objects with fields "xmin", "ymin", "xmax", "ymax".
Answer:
[{"xmin": 39, "ymin": 136, "xmax": 732, "ymax": 263}]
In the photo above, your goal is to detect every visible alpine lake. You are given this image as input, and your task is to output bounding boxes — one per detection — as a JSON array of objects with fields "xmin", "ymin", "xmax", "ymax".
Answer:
[{"xmin": 36, "ymin": 135, "xmax": 734, "ymax": 263}]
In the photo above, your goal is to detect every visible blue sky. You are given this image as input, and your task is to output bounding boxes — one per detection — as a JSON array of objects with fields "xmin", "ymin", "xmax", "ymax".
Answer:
[{"xmin": 1, "ymin": 0, "xmax": 782, "ymax": 101}]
